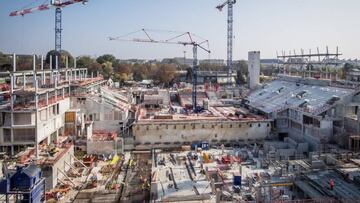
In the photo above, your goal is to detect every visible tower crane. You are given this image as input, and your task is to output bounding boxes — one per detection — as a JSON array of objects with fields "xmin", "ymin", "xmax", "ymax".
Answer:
[
  {"xmin": 109, "ymin": 29, "xmax": 210, "ymax": 113},
  {"xmin": 9, "ymin": 0, "xmax": 89, "ymax": 53},
  {"xmin": 216, "ymin": 0, "xmax": 236, "ymax": 87}
]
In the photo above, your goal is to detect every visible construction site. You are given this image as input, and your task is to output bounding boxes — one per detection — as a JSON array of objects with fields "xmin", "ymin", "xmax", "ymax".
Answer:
[{"xmin": 1, "ymin": 0, "xmax": 360, "ymax": 203}]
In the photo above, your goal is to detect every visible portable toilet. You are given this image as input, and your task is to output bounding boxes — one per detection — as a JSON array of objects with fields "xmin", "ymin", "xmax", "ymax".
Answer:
[
  {"xmin": 233, "ymin": 172, "xmax": 241, "ymax": 186},
  {"xmin": 201, "ymin": 141, "xmax": 209, "ymax": 150}
]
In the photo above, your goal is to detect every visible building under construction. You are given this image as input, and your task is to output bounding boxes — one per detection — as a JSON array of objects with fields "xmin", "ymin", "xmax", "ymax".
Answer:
[{"xmin": 2, "ymin": 49, "xmax": 360, "ymax": 203}]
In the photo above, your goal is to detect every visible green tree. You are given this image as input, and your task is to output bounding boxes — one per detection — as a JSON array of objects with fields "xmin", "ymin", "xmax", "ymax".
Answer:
[
  {"xmin": 75, "ymin": 56, "xmax": 103, "ymax": 77},
  {"xmin": 132, "ymin": 64, "xmax": 148, "ymax": 81},
  {"xmin": 46, "ymin": 50, "xmax": 73, "ymax": 69},
  {"xmin": 0, "ymin": 52, "xmax": 12, "ymax": 72},
  {"xmin": 88, "ymin": 62, "xmax": 102, "ymax": 76},
  {"xmin": 199, "ymin": 63, "xmax": 225, "ymax": 71},
  {"xmin": 96, "ymin": 54, "xmax": 116, "ymax": 65},
  {"xmin": 155, "ymin": 64, "xmax": 178, "ymax": 86},
  {"xmin": 113, "ymin": 73, "xmax": 128, "ymax": 84},
  {"xmin": 233, "ymin": 60, "xmax": 248, "ymax": 85},
  {"xmin": 76, "ymin": 56, "xmax": 95, "ymax": 68},
  {"xmin": 17, "ymin": 56, "xmax": 33, "ymax": 71},
  {"xmin": 114, "ymin": 63, "xmax": 132, "ymax": 75},
  {"xmin": 102, "ymin": 61, "xmax": 113, "ymax": 79}
]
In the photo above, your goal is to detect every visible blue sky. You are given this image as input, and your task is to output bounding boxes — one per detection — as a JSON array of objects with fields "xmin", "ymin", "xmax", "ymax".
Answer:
[{"xmin": 0, "ymin": 0, "xmax": 360, "ymax": 60}]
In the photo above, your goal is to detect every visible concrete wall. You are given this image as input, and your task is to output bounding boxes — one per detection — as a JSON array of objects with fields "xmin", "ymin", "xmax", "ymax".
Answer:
[
  {"xmin": 41, "ymin": 145, "xmax": 74, "ymax": 190},
  {"xmin": 70, "ymin": 97, "xmax": 126, "ymax": 132},
  {"xmin": 248, "ymin": 51, "xmax": 260, "ymax": 89},
  {"xmin": 13, "ymin": 113, "xmax": 34, "ymax": 125},
  {"xmin": 87, "ymin": 140, "xmax": 117, "ymax": 155},
  {"xmin": 133, "ymin": 120, "xmax": 271, "ymax": 149},
  {"xmin": 37, "ymin": 98, "xmax": 70, "ymax": 143},
  {"xmin": 345, "ymin": 117, "xmax": 359, "ymax": 134},
  {"xmin": 0, "ymin": 98, "xmax": 71, "ymax": 149}
]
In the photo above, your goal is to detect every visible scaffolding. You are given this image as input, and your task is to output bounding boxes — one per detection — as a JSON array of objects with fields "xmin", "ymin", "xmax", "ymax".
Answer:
[{"xmin": 276, "ymin": 47, "xmax": 343, "ymax": 80}]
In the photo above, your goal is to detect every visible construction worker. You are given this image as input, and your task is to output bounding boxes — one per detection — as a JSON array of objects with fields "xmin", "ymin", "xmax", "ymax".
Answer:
[{"xmin": 329, "ymin": 179, "xmax": 334, "ymax": 190}]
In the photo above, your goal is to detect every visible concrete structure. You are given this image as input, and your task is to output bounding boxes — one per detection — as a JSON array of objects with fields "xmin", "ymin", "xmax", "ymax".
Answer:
[
  {"xmin": 248, "ymin": 51, "xmax": 260, "ymax": 89},
  {"xmin": 40, "ymin": 144, "xmax": 75, "ymax": 190},
  {"xmin": 245, "ymin": 75, "xmax": 359, "ymax": 150},
  {"xmin": 345, "ymin": 68, "xmax": 360, "ymax": 82},
  {"xmin": 0, "ymin": 59, "xmax": 103, "ymax": 155},
  {"xmin": 86, "ymin": 131, "xmax": 122, "ymax": 155},
  {"xmin": 134, "ymin": 118, "xmax": 270, "ymax": 149},
  {"xmin": 70, "ymin": 86, "xmax": 130, "ymax": 133},
  {"xmin": 133, "ymin": 101, "xmax": 271, "ymax": 149},
  {"xmin": 177, "ymin": 70, "xmax": 236, "ymax": 85},
  {"xmin": 264, "ymin": 137, "xmax": 309, "ymax": 160},
  {"xmin": 0, "ymin": 53, "xmax": 129, "ymax": 193},
  {"xmin": 162, "ymin": 57, "xmax": 194, "ymax": 67},
  {"xmin": 200, "ymin": 59, "xmax": 226, "ymax": 66}
]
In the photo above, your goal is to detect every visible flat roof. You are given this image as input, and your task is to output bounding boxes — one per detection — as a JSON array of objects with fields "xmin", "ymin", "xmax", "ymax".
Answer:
[
  {"xmin": 246, "ymin": 79, "xmax": 354, "ymax": 115},
  {"xmin": 137, "ymin": 106, "xmax": 267, "ymax": 123}
]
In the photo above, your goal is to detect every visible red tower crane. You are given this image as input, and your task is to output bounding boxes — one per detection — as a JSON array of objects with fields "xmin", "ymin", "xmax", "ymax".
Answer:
[{"xmin": 9, "ymin": 0, "xmax": 89, "ymax": 53}]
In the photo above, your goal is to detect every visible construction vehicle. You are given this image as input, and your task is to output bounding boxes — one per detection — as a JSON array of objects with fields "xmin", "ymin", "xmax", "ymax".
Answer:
[{"xmin": 203, "ymin": 153, "xmax": 210, "ymax": 163}]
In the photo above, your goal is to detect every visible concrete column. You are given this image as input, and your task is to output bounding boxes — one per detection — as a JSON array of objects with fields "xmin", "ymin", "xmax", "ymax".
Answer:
[
  {"xmin": 10, "ymin": 75, "xmax": 14, "ymax": 110},
  {"xmin": 55, "ymin": 56, "xmax": 60, "ymax": 83},
  {"xmin": 35, "ymin": 80, "xmax": 38, "ymax": 109},
  {"xmin": 68, "ymin": 83, "xmax": 71, "ymax": 96},
  {"xmin": 34, "ymin": 78, "xmax": 39, "ymax": 159},
  {"xmin": 55, "ymin": 77, "xmax": 58, "ymax": 102},
  {"xmin": 55, "ymin": 55, "xmax": 58, "ymax": 70},
  {"xmin": 62, "ymin": 87, "xmax": 65, "ymax": 98},
  {"xmin": 33, "ymin": 55, "xmax": 37, "ymax": 88},
  {"xmin": 50, "ymin": 55, "xmax": 53, "ymax": 70},
  {"xmin": 215, "ymin": 189, "xmax": 221, "ymax": 203},
  {"xmin": 41, "ymin": 55, "xmax": 44, "ymax": 70},
  {"xmin": 12, "ymin": 54, "xmax": 16, "ymax": 89},
  {"xmin": 91, "ymin": 72, "xmax": 94, "ymax": 78},
  {"xmin": 74, "ymin": 57, "xmax": 77, "ymax": 69},
  {"xmin": 41, "ymin": 55, "xmax": 45, "ymax": 85},
  {"xmin": 23, "ymin": 74, "xmax": 26, "ymax": 89},
  {"xmin": 66, "ymin": 56, "xmax": 68, "ymax": 69},
  {"xmin": 10, "ymin": 73, "xmax": 14, "ymax": 156},
  {"xmin": 12, "ymin": 53, "xmax": 16, "ymax": 72},
  {"xmin": 65, "ymin": 70, "xmax": 68, "ymax": 81},
  {"xmin": 50, "ymin": 55, "xmax": 54, "ymax": 84},
  {"xmin": 46, "ymin": 92, "xmax": 49, "ymax": 105},
  {"xmin": 50, "ymin": 71, "xmax": 54, "ymax": 84}
]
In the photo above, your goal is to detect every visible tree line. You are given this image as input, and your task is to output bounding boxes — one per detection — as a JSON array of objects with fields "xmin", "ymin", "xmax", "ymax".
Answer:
[{"xmin": 0, "ymin": 50, "xmax": 255, "ymax": 86}]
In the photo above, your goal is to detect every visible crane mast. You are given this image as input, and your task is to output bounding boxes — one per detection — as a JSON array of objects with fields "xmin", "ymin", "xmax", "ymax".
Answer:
[
  {"xmin": 192, "ymin": 45, "xmax": 198, "ymax": 110},
  {"xmin": 217, "ymin": 0, "xmax": 236, "ymax": 87},
  {"xmin": 9, "ymin": 0, "xmax": 88, "ymax": 54},
  {"xmin": 109, "ymin": 29, "xmax": 210, "ymax": 112},
  {"xmin": 55, "ymin": 7, "xmax": 62, "ymax": 52}
]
